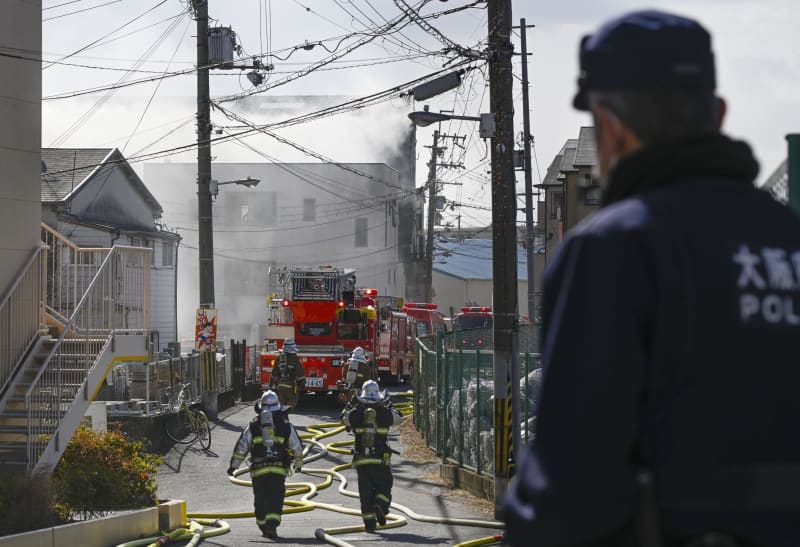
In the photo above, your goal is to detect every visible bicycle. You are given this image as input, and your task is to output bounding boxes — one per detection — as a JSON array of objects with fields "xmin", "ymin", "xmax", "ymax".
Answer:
[{"xmin": 163, "ymin": 382, "xmax": 211, "ymax": 449}]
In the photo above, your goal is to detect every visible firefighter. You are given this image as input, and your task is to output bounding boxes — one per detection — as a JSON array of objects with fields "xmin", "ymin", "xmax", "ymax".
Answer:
[
  {"xmin": 341, "ymin": 379, "xmax": 403, "ymax": 532},
  {"xmin": 340, "ymin": 346, "xmax": 374, "ymax": 403},
  {"xmin": 269, "ymin": 337, "xmax": 305, "ymax": 409},
  {"xmin": 227, "ymin": 390, "xmax": 304, "ymax": 539}
]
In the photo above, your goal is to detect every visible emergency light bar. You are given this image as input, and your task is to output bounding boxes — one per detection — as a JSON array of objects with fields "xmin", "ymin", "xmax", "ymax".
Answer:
[
  {"xmin": 460, "ymin": 306, "xmax": 491, "ymax": 312},
  {"xmin": 403, "ymin": 302, "xmax": 438, "ymax": 310},
  {"xmin": 359, "ymin": 288, "xmax": 378, "ymax": 297}
]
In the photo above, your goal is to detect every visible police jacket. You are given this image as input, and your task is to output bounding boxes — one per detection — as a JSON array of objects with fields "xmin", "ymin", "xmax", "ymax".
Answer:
[
  {"xmin": 342, "ymin": 400, "xmax": 402, "ymax": 466},
  {"xmin": 229, "ymin": 410, "xmax": 303, "ymax": 477},
  {"xmin": 505, "ymin": 134, "xmax": 800, "ymax": 547}
]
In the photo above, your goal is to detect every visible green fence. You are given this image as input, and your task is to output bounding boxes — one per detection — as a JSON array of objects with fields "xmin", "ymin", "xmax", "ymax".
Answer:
[{"xmin": 413, "ymin": 324, "xmax": 542, "ymax": 476}]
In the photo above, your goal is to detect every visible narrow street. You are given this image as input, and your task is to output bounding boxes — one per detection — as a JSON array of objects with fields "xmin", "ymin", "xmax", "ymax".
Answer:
[{"xmin": 155, "ymin": 389, "xmax": 501, "ymax": 546}]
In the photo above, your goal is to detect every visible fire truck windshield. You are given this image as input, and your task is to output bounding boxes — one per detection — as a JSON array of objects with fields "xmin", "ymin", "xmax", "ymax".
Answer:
[
  {"xmin": 453, "ymin": 315, "xmax": 493, "ymax": 330},
  {"xmin": 298, "ymin": 322, "xmax": 333, "ymax": 336},
  {"xmin": 337, "ymin": 308, "xmax": 367, "ymax": 339}
]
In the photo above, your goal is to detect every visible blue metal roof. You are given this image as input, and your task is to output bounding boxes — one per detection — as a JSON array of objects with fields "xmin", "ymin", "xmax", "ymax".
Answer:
[{"xmin": 433, "ymin": 238, "xmax": 535, "ymax": 280}]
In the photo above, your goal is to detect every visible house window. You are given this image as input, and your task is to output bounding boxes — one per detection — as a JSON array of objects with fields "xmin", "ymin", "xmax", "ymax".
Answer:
[
  {"xmin": 355, "ymin": 217, "xmax": 368, "ymax": 248},
  {"xmin": 584, "ymin": 186, "xmax": 602, "ymax": 206},
  {"xmin": 550, "ymin": 191, "xmax": 563, "ymax": 219},
  {"xmin": 147, "ymin": 239, "xmax": 156, "ymax": 265},
  {"xmin": 162, "ymin": 241, "xmax": 174, "ymax": 267},
  {"xmin": 225, "ymin": 192, "xmax": 276, "ymax": 226},
  {"xmin": 303, "ymin": 198, "xmax": 316, "ymax": 221}
]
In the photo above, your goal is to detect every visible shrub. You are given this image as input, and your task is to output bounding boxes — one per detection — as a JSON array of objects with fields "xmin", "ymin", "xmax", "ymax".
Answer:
[
  {"xmin": 52, "ymin": 424, "xmax": 162, "ymax": 521},
  {"xmin": 0, "ymin": 470, "xmax": 61, "ymax": 535}
]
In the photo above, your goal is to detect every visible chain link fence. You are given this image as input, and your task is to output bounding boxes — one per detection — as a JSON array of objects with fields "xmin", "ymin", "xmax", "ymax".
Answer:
[{"xmin": 413, "ymin": 324, "xmax": 542, "ymax": 476}]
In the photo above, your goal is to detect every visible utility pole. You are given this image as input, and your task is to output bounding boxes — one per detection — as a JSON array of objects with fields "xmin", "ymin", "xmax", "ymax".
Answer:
[
  {"xmin": 424, "ymin": 130, "xmax": 440, "ymax": 303},
  {"xmin": 487, "ymin": 0, "xmax": 517, "ymax": 519},
  {"xmin": 515, "ymin": 18, "xmax": 536, "ymax": 329},
  {"xmin": 195, "ymin": 0, "xmax": 214, "ymax": 309}
]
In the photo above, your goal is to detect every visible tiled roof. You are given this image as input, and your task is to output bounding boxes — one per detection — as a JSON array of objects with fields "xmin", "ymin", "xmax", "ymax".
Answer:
[
  {"xmin": 540, "ymin": 153, "xmax": 563, "ymax": 187},
  {"xmin": 41, "ymin": 148, "xmax": 113, "ymax": 202},
  {"xmin": 559, "ymin": 139, "xmax": 579, "ymax": 172},
  {"xmin": 761, "ymin": 159, "xmax": 787, "ymax": 203},
  {"xmin": 433, "ymin": 238, "xmax": 530, "ymax": 280},
  {"xmin": 41, "ymin": 148, "xmax": 162, "ymax": 214},
  {"xmin": 574, "ymin": 126, "xmax": 597, "ymax": 167}
]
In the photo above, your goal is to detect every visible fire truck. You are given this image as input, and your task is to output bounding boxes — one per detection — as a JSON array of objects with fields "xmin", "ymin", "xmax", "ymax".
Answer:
[
  {"xmin": 373, "ymin": 307, "xmax": 414, "ymax": 384},
  {"xmin": 401, "ymin": 302, "xmax": 448, "ymax": 337},
  {"xmin": 260, "ymin": 265, "xmax": 377, "ymax": 394}
]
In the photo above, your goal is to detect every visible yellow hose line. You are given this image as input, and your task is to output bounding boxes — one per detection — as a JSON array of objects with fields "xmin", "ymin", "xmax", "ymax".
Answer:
[
  {"xmin": 453, "ymin": 533, "xmax": 505, "ymax": 547},
  {"xmin": 114, "ymin": 519, "xmax": 231, "ymax": 547},
  {"xmin": 145, "ymin": 392, "xmax": 502, "ymax": 547}
]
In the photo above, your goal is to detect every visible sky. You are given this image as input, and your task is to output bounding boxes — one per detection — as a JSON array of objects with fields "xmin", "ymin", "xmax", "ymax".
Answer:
[{"xmin": 40, "ymin": 0, "xmax": 800, "ymax": 230}]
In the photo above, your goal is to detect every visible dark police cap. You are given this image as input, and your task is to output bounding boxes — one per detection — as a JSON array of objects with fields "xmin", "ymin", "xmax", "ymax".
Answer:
[{"xmin": 573, "ymin": 10, "xmax": 716, "ymax": 110}]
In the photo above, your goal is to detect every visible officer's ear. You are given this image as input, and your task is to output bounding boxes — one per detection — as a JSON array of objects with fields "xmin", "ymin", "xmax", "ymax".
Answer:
[{"xmin": 714, "ymin": 96, "xmax": 727, "ymax": 130}]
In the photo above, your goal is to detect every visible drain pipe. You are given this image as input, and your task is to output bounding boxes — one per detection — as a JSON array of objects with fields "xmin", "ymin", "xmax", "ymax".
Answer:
[{"xmin": 788, "ymin": 134, "xmax": 800, "ymax": 215}]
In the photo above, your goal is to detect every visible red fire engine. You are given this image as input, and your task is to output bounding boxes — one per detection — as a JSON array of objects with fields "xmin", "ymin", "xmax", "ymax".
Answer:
[
  {"xmin": 373, "ymin": 307, "xmax": 414, "ymax": 384},
  {"xmin": 260, "ymin": 266, "xmax": 377, "ymax": 394},
  {"xmin": 401, "ymin": 302, "xmax": 448, "ymax": 337}
]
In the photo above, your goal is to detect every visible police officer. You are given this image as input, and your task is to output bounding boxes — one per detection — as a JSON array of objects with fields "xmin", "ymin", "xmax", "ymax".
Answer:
[
  {"xmin": 341, "ymin": 380, "xmax": 403, "ymax": 532},
  {"xmin": 228, "ymin": 390, "xmax": 304, "ymax": 539},
  {"xmin": 340, "ymin": 346, "xmax": 374, "ymax": 403},
  {"xmin": 504, "ymin": 10, "xmax": 800, "ymax": 547},
  {"xmin": 269, "ymin": 337, "xmax": 305, "ymax": 409}
]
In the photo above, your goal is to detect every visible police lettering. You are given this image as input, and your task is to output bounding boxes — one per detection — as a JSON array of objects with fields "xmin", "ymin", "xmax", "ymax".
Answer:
[{"xmin": 740, "ymin": 293, "xmax": 800, "ymax": 325}]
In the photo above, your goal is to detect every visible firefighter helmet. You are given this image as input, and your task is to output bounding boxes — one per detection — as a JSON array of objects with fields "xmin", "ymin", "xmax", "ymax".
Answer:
[
  {"xmin": 261, "ymin": 390, "xmax": 282, "ymax": 412},
  {"xmin": 360, "ymin": 380, "xmax": 382, "ymax": 402},
  {"xmin": 351, "ymin": 346, "xmax": 368, "ymax": 364},
  {"xmin": 283, "ymin": 337, "xmax": 298, "ymax": 354}
]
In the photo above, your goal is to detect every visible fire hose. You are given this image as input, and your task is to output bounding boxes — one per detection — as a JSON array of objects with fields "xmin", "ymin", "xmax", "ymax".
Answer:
[{"xmin": 116, "ymin": 393, "xmax": 503, "ymax": 547}]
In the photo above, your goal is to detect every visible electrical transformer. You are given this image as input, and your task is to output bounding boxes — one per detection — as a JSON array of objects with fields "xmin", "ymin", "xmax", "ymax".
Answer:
[{"xmin": 208, "ymin": 27, "xmax": 237, "ymax": 68}]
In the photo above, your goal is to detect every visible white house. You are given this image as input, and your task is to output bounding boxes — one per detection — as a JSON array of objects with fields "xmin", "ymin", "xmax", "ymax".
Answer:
[{"xmin": 41, "ymin": 148, "xmax": 181, "ymax": 352}]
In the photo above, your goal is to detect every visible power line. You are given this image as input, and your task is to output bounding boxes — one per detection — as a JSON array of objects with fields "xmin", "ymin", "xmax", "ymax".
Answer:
[
  {"xmin": 41, "ymin": 62, "xmax": 475, "ymax": 176},
  {"xmin": 43, "ymin": 0, "xmax": 122, "ymax": 22},
  {"xmin": 214, "ymin": 103, "xmax": 415, "ymax": 197},
  {"xmin": 43, "ymin": 0, "xmax": 170, "ymax": 70}
]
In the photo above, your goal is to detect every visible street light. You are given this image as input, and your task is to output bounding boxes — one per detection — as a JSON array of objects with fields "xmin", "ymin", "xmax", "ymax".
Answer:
[
  {"xmin": 209, "ymin": 176, "xmax": 260, "ymax": 197},
  {"xmin": 408, "ymin": 111, "xmax": 481, "ymax": 127}
]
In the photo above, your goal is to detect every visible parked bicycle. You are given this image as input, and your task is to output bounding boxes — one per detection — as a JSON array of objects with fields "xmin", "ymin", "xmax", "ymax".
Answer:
[{"xmin": 163, "ymin": 382, "xmax": 211, "ymax": 449}]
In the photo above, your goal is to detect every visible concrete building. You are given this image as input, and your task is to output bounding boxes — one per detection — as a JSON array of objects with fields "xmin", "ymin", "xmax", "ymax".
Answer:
[
  {"xmin": 41, "ymin": 148, "xmax": 181, "ymax": 352},
  {"xmin": 0, "ymin": 0, "xmax": 41, "ymax": 291},
  {"xmin": 538, "ymin": 127, "xmax": 600, "ymax": 262},
  {"xmin": 145, "ymin": 161, "xmax": 421, "ymax": 344}
]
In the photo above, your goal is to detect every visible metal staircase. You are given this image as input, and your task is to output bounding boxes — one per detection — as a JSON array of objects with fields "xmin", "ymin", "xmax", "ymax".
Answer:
[{"xmin": 0, "ymin": 225, "xmax": 150, "ymax": 473}]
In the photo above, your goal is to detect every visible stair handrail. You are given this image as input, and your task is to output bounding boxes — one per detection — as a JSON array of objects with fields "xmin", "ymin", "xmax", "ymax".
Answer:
[
  {"xmin": 0, "ymin": 244, "xmax": 47, "ymax": 398},
  {"xmin": 25, "ymin": 244, "xmax": 150, "ymax": 471}
]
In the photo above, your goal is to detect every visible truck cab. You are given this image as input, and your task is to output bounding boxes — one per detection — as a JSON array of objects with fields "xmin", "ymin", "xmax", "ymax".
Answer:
[
  {"xmin": 452, "ymin": 306, "xmax": 493, "ymax": 349},
  {"xmin": 401, "ymin": 302, "xmax": 448, "ymax": 338}
]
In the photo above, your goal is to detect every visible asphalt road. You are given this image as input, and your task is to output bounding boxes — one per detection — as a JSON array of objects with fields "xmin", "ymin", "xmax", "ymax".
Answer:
[{"xmin": 155, "ymin": 388, "xmax": 502, "ymax": 546}]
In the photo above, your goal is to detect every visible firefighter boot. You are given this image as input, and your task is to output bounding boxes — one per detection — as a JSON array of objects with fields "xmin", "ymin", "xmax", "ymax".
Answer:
[
  {"xmin": 261, "ymin": 524, "xmax": 278, "ymax": 539},
  {"xmin": 374, "ymin": 503, "xmax": 387, "ymax": 526},
  {"xmin": 363, "ymin": 514, "xmax": 378, "ymax": 533}
]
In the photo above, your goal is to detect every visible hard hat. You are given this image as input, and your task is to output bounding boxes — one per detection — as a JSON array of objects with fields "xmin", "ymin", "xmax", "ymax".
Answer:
[
  {"xmin": 351, "ymin": 346, "xmax": 365, "ymax": 358},
  {"xmin": 283, "ymin": 337, "xmax": 298, "ymax": 354},
  {"xmin": 261, "ymin": 390, "xmax": 282, "ymax": 412},
  {"xmin": 360, "ymin": 380, "xmax": 382, "ymax": 402}
]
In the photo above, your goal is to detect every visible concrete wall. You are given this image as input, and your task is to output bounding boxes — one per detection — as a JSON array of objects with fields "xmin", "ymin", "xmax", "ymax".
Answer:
[{"xmin": 0, "ymin": 0, "xmax": 41, "ymax": 293}]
